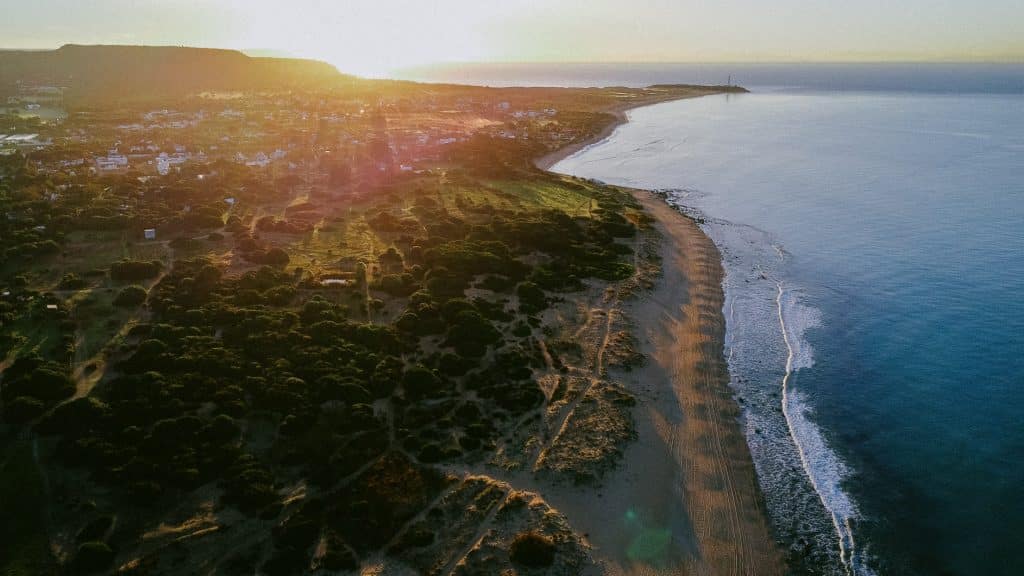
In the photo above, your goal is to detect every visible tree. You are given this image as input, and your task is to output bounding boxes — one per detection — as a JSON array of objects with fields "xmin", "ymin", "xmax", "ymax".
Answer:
[
  {"xmin": 445, "ymin": 310, "xmax": 500, "ymax": 357},
  {"xmin": 371, "ymin": 357, "xmax": 403, "ymax": 397},
  {"xmin": 516, "ymin": 281, "xmax": 546, "ymax": 314},
  {"xmin": 113, "ymin": 285, "xmax": 148, "ymax": 307},
  {"xmin": 263, "ymin": 247, "xmax": 290, "ymax": 268},
  {"xmin": 402, "ymin": 365, "xmax": 445, "ymax": 400}
]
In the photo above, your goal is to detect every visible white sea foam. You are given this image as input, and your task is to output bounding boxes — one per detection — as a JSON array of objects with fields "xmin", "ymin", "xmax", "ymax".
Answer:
[
  {"xmin": 672, "ymin": 189, "xmax": 853, "ymax": 573},
  {"xmin": 559, "ymin": 126, "xmax": 881, "ymax": 576},
  {"xmin": 778, "ymin": 286, "xmax": 821, "ymax": 371},
  {"xmin": 777, "ymin": 285, "xmax": 875, "ymax": 576}
]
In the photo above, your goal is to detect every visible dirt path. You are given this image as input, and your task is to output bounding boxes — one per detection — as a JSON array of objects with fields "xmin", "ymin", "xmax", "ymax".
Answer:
[
  {"xmin": 66, "ymin": 242, "xmax": 174, "ymax": 402},
  {"xmin": 440, "ymin": 488, "xmax": 511, "ymax": 576},
  {"xmin": 531, "ymin": 233, "xmax": 634, "ymax": 471}
]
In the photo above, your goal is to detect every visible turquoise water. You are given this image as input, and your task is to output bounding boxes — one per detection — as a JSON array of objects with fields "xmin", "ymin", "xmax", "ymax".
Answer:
[{"xmin": 552, "ymin": 91, "xmax": 1024, "ymax": 575}]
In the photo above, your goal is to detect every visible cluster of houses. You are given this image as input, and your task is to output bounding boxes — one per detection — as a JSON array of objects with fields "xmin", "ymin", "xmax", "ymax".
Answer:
[
  {"xmin": 91, "ymin": 145, "xmax": 198, "ymax": 174},
  {"xmin": 24, "ymin": 92, "xmax": 566, "ymax": 189},
  {"xmin": 237, "ymin": 149, "xmax": 288, "ymax": 168},
  {"xmin": 95, "ymin": 149, "xmax": 129, "ymax": 171}
]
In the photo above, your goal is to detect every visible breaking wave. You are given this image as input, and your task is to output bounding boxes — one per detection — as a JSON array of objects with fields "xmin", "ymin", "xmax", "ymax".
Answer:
[
  {"xmin": 777, "ymin": 286, "xmax": 874, "ymax": 576},
  {"xmin": 663, "ymin": 188, "xmax": 874, "ymax": 575}
]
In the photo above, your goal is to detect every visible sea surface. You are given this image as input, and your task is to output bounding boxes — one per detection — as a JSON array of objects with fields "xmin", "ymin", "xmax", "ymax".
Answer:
[
  {"xmin": 401, "ymin": 64, "xmax": 1024, "ymax": 575},
  {"xmin": 393, "ymin": 61, "xmax": 1024, "ymax": 94}
]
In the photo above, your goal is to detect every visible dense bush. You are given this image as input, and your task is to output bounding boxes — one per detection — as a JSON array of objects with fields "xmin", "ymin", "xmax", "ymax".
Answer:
[
  {"xmin": 1, "ymin": 356, "xmax": 74, "ymax": 406},
  {"xmin": 516, "ymin": 281, "xmax": 546, "ymax": 314},
  {"xmin": 444, "ymin": 310, "xmax": 501, "ymax": 357},
  {"xmin": 509, "ymin": 531, "xmax": 555, "ymax": 567},
  {"xmin": 263, "ymin": 247, "xmax": 290, "ymax": 268},
  {"xmin": 402, "ymin": 365, "xmax": 445, "ymax": 400},
  {"xmin": 379, "ymin": 273, "xmax": 417, "ymax": 296},
  {"xmin": 58, "ymin": 273, "xmax": 89, "ymax": 290},
  {"xmin": 110, "ymin": 260, "xmax": 162, "ymax": 283},
  {"xmin": 3, "ymin": 395, "xmax": 45, "ymax": 425},
  {"xmin": 72, "ymin": 541, "xmax": 115, "ymax": 572},
  {"xmin": 113, "ymin": 285, "xmax": 148, "ymax": 307}
]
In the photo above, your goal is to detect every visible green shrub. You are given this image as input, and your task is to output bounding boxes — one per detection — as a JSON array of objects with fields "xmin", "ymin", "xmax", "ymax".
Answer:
[
  {"xmin": 72, "ymin": 541, "xmax": 115, "ymax": 572},
  {"xmin": 445, "ymin": 310, "xmax": 500, "ymax": 357},
  {"xmin": 113, "ymin": 285, "xmax": 148, "ymax": 307},
  {"xmin": 402, "ymin": 365, "xmax": 444, "ymax": 400},
  {"xmin": 516, "ymin": 281, "xmax": 546, "ymax": 314},
  {"xmin": 263, "ymin": 247, "xmax": 290, "ymax": 268}
]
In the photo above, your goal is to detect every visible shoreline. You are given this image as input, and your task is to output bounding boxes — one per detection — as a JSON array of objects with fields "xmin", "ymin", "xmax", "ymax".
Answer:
[
  {"xmin": 629, "ymin": 189, "xmax": 784, "ymax": 574},
  {"xmin": 537, "ymin": 91, "xmax": 785, "ymax": 574},
  {"xmin": 534, "ymin": 88, "xmax": 729, "ymax": 172},
  {"xmin": 534, "ymin": 102, "xmax": 632, "ymax": 171}
]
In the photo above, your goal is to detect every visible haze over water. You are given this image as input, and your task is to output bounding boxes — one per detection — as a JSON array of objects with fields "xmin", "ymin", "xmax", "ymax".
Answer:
[{"xmin": 465, "ymin": 64, "xmax": 1024, "ymax": 574}]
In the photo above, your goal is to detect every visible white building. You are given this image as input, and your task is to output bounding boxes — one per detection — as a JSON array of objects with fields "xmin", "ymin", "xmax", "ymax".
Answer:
[
  {"xmin": 155, "ymin": 151, "xmax": 188, "ymax": 176},
  {"xmin": 96, "ymin": 150, "xmax": 129, "ymax": 171},
  {"xmin": 246, "ymin": 152, "xmax": 270, "ymax": 168}
]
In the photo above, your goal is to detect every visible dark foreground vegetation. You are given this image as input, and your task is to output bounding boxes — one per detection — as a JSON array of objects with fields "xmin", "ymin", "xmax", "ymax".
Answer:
[{"xmin": 0, "ymin": 49, "xmax": 720, "ymax": 574}]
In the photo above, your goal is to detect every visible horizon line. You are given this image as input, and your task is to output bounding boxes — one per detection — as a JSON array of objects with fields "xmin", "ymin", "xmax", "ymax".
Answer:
[{"xmin": 2, "ymin": 43, "xmax": 1023, "ymax": 67}]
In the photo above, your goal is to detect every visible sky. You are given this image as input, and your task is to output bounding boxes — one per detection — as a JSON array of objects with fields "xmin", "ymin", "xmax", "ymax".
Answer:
[{"xmin": 4, "ymin": 0, "xmax": 1023, "ymax": 76}]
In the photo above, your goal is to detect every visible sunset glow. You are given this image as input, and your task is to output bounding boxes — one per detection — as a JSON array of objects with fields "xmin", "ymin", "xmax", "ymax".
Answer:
[
  {"xmin": 2, "ymin": 3, "xmax": 1023, "ymax": 576},
  {"xmin": 3, "ymin": 0, "xmax": 1023, "ymax": 77}
]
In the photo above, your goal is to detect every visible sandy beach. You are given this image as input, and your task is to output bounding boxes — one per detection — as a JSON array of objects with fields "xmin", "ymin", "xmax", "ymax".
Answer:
[
  {"xmin": 534, "ymin": 88, "xmax": 729, "ymax": 172},
  {"xmin": 538, "ymin": 94, "xmax": 784, "ymax": 575},
  {"xmin": 631, "ymin": 190, "xmax": 783, "ymax": 575},
  {"xmin": 534, "ymin": 103, "xmax": 632, "ymax": 172}
]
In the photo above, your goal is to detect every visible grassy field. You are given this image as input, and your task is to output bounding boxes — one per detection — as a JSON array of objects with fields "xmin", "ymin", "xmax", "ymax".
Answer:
[{"xmin": 483, "ymin": 178, "xmax": 596, "ymax": 216}]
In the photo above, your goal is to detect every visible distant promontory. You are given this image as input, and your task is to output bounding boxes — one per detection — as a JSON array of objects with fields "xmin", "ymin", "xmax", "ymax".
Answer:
[{"xmin": 0, "ymin": 44, "xmax": 349, "ymax": 103}]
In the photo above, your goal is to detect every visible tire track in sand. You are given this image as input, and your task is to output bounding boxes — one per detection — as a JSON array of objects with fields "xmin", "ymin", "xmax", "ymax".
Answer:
[{"xmin": 635, "ymin": 190, "xmax": 784, "ymax": 576}]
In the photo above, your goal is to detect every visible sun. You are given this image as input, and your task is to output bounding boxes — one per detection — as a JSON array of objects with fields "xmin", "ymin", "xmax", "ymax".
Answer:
[{"xmin": 229, "ymin": 0, "xmax": 500, "ymax": 77}]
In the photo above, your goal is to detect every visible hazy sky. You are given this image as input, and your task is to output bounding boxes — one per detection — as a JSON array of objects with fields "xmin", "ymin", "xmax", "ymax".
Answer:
[{"xmin": 5, "ymin": 0, "xmax": 1023, "ymax": 76}]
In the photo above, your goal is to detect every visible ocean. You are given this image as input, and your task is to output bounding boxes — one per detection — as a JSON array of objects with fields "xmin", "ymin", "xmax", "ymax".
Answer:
[{"xmin": 397, "ymin": 64, "xmax": 1024, "ymax": 575}]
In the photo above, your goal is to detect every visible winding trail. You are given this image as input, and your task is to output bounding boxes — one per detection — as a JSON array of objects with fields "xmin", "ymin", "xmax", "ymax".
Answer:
[{"xmin": 66, "ymin": 241, "xmax": 175, "ymax": 403}]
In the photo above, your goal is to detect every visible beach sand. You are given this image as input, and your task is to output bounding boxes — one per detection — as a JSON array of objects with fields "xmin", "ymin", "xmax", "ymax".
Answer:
[
  {"xmin": 534, "ymin": 103, "xmax": 632, "ymax": 172},
  {"xmin": 537, "ymin": 94, "xmax": 785, "ymax": 575},
  {"xmin": 635, "ymin": 190, "xmax": 783, "ymax": 575},
  {"xmin": 536, "ymin": 191, "xmax": 785, "ymax": 576},
  {"xmin": 534, "ymin": 88, "xmax": 725, "ymax": 172}
]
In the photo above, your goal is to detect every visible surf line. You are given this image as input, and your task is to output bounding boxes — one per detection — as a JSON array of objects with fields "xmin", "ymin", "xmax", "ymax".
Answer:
[{"xmin": 776, "ymin": 282, "xmax": 862, "ymax": 576}]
